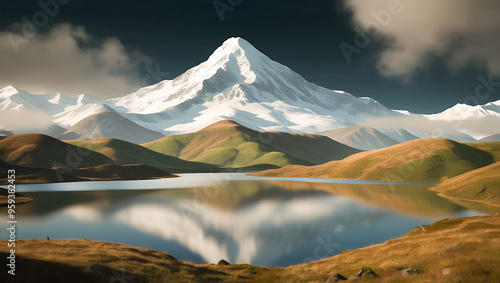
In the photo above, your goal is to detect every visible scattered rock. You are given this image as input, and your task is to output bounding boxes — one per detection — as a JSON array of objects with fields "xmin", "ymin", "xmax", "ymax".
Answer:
[
  {"xmin": 442, "ymin": 268, "xmax": 455, "ymax": 275},
  {"xmin": 217, "ymin": 259, "xmax": 230, "ymax": 265},
  {"xmin": 348, "ymin": 267, "xmax": 379, "ymax": 280},
  {"xmin": 396, "ymin": 268, "xmax": 419, "ymax": 277},
  {"xmin": 326, "ymin": 273, "xmax": 347, "ymax": 282},
  {"xmin": 410, "ymin": 225, "xmax": 428, "ymax": 234}
]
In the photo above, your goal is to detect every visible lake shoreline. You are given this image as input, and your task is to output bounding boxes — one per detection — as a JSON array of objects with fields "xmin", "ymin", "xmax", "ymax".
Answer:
[
  {"xmin": 0, "ymin": 187, "xmax": 32, "ymax": 206},
  {"xmin": 14, "ymin": 172, "xmax": 440, "ymax": 193}
]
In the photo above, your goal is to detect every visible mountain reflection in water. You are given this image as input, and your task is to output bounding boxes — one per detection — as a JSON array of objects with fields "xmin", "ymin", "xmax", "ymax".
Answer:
[{"xmin": 8, "ymin": 177, "xmax": 485, "ymax": 267}]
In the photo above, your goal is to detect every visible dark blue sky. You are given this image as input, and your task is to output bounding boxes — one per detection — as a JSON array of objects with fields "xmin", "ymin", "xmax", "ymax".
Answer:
[{"xmin": 1, "ymin": 0, "xmax": 499, "ymax": 113}]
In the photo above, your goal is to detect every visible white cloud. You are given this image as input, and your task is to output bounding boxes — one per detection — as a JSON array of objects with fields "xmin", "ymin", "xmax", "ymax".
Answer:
[
  {"xmin": 363, "ymin": 115, "xmax": 500, "ymax": 139},
  {"xmin": 0, "ymin": 109, "xmax": 55, "ymax": 133},
  {"xmin": 343, "ymin": 0, "xmax": 500, "ymax": 78},
  {"xmin": 0, "ymin": 23, "xmax": 150, "ymax": 98}
]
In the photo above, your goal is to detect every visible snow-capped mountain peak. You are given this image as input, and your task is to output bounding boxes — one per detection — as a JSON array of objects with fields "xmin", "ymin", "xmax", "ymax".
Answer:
[
  {"xmin": 0, "ymin": 85, "xmax": 34, "ymax": 100},
  {"xmin": 0, "ymin": 85, "xmax": 19, "ymax": 99},
  {"xmin": 485, "ymin": 100, "xmax": 500, "ymax": 107},
  {"xmin": 3, "ymin": 37, "xmax": 498, "ymax": 141},
  {"xmin": 208, "ymin": 37, "xmax": 264, "ymax": 65},
  {"xmin": 204, "ymin": 37, "xmax": 270, "ymax": 82},
  {"xmin": 426, "ymin": 101, "xmax": 500, "ymax": 120},
  {"xmin": 109, "ymin": 37, "xmax": 400, "ymax": 134}
]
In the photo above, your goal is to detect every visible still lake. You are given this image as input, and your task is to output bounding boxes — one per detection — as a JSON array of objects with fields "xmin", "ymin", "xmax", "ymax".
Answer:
[{"xmin": 1, "ymin": 173, "xmax": 486, "ymax": 267}]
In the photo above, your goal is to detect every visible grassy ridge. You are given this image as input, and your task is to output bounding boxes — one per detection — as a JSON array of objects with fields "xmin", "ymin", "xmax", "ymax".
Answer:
[
  {"xmin": 255, "ymin": 138, "xmax": 500, "ymax": 182},
  {"xmin": 0, "ymin": 134, "xmax": 114, "ymax": 169},
  {"xmin": 143, "ymin": 120, "xmax": 360, "ymax": 168},
  {"xmin": 66, "ymin": 137, "xmax": 221, "ymax": 173},
  {"xmin": 1, "ymin": 216, "xmax": 499, "ymax": 282},
  {"xmin": 0, "ymin": 135, "xmax": 179, "ymax": 184},
  {"xmin": 431, "ymin": 161, "xmax": 500, "ymax": 212}
]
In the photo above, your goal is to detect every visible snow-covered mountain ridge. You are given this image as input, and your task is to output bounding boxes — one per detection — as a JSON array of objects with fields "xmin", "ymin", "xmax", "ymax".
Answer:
[{"xmin": 1, "ymin": 37, "xmax": 499, "ymax": 141}]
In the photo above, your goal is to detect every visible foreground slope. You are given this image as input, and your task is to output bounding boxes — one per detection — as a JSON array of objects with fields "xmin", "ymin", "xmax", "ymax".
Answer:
[
  {"xmin": 1, "ymin": 216, "xmax": 499, "ymax": 282},
  {"xmin": 67, "ymin": 137, "xmax": 221, "ymax": 173},
  {"xmin": 60, "ymin": 111, "xmax": 165, "ymax": 144},
  {"xmin": 143, "ymin": 120, "xmax": 360, "ymax": 168},
  {"xmin": 255, "ymin": 138, "xmax": 500, "ymax": 182},
  {"xmin": 324, "ymin": 125, "xmax": 399, "ymax": 150},
  {"xmin": 431, "ymin": 161, "xmax": 500, "ymax": 210}
]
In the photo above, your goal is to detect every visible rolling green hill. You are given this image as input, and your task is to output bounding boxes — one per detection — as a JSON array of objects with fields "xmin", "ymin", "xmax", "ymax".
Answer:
[
  {"xmin": 255, "ymin": 138, "xmax": 500, "ymax": 182},
  {"xmin": 66, "ymin": 137, "xmax": 221, "ymax": 173},
  {"xmin": 0, "ymin": 134, "xmax": 178, "ymax": 184},
  {"xmin": 469, "ymin": 141, "xmax": 500, "ymax": 161},
  {"xmin": 431, "ymin": 161, "xmax": 500, "ymax": 210},
  {"xmin": 142, "ymin": 120, "xmax": 360, "ymax": 168}
]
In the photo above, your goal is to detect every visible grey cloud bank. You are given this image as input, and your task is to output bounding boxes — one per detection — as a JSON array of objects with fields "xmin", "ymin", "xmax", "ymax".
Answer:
[{"xmin": 0, "ymin": 23, "xmax": 149, "ymax": 98}]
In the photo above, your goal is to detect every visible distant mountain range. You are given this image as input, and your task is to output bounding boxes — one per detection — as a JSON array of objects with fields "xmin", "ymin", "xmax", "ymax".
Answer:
[
  {"xmin": 480, "ymin": 133, "xmax": 500, "ymax": 142},
  {"xmin": 60, "ymin": 111, "xmax": 165, "ymax": 144},
  {"xmin": 0, "ymin": 120, "xmax": 361, "ymax": 183},
  {"xmin": 323, "ymin": 125, "xmax": 401, "ymax": 150},
  {"xmin": 1, "ymin": 37, "xmax": 500, "ymax": 144}
]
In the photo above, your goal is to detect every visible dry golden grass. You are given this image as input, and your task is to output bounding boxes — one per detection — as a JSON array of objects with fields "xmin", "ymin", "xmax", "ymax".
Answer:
[
  {"xmin": 1, "ymin": 216, "xmax": 499, "ymax": 282},
  {"xmin": 255, "ymin": 138, "xmax": 500, "ymax": 182},
  {"xmin": 282, "ymin": 215, "xmax": 500, "ymax": 282},
  {"xmin": 66, "ymin": 137, "xmax": 221, "ymax": 173},
  {"xmin": 431, "ymin": 161, "xmax": 500, "ymax": 213},
  {"xmin": 0, "ymin": 134, "xmax": 114, "ymax": 169}
]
